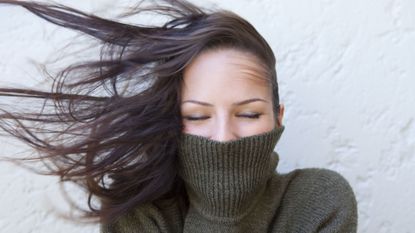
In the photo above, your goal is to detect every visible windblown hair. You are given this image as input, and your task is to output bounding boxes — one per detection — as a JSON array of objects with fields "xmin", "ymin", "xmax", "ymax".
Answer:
[{"xmin": 0, "ymin": 0, "xmax": 280, "ymax": 224}]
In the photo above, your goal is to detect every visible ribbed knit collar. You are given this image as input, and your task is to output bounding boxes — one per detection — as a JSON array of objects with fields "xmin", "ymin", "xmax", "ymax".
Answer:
[{"xmin": 177, "ymin": 125, "xmax": 285, "ymax": 222}]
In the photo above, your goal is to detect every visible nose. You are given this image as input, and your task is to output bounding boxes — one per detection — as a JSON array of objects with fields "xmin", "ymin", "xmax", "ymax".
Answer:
[{"xmin": 211, "ymin": 118, "xmax": 237, "ymax": 142}]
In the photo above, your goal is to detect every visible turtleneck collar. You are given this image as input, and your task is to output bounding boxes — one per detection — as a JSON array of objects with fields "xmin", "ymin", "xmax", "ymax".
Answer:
[{"xmin": 177, "ymin": 125, "xmax": 285, "ymax": 222}]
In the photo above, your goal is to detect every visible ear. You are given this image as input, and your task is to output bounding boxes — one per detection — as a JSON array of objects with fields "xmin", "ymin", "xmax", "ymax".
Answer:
[{"xmin": 277, "ymin": 103, "xmax": 285, "ymax": 127}]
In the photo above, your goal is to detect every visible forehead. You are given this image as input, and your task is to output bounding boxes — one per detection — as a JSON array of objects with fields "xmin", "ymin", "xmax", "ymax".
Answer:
[{"xmin": 182, "ymin": 48, "xmax": 270, "ymax": 94}]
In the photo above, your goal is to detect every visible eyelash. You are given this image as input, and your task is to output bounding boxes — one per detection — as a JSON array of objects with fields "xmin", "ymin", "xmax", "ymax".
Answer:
[{"xmin": 183, "ymin": 113, "xmax": 262, "ymax": 121}]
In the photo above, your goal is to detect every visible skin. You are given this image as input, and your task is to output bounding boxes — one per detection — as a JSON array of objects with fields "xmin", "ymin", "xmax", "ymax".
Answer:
[{"xmin": 181, "ymin": 48, "xmax": 285, "ymax": 141}]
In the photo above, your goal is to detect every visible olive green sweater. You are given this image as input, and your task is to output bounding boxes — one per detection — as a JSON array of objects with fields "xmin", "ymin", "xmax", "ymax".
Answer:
[{"xmin": 101, "ymin": 126, "xmax": 358, "ymax": 233}]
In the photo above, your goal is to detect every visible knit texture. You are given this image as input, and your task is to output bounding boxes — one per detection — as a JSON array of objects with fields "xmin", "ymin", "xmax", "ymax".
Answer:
[
  {"xmin": 101, "ymin": 125, "xmax": 358, "ymax": 233},
  {"xmin": 177, "ymin": 125, "xmax": 283, "ymax": 222}
]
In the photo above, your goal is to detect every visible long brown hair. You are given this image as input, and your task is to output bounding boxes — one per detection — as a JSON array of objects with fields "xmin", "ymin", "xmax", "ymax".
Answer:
[{"xmin": 0, "ymin": 0, "xmax": 280, "ymax": 224}]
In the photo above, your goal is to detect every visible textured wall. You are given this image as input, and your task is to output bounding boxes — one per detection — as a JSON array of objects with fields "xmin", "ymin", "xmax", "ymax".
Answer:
[{"xmin": 0, "ymin": 0, "xmax": 414, "ymax": 232}]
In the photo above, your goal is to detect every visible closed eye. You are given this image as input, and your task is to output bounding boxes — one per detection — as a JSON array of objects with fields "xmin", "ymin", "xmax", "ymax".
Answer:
[
  {"xmin": 237, "ymin": 113, "xmax": 262, "ymax": 119},
  {"xmin": 183, "ymin": 113, "xmax": 262, "ymax": 121},
  {"xmin": 183, "ymin": 116, "xmax": 210, "ymax": 121}
]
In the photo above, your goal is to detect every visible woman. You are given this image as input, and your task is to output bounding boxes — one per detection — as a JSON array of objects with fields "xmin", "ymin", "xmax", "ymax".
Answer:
[{"xmin": 0, "ymin": 0, "xmax": 358, "ymax": 232}]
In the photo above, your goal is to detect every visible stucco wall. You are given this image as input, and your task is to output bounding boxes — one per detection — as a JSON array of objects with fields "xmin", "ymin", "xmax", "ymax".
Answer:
[{"xmin": 0, "ymin": 0, "xmax": 414, "ymax": 232}]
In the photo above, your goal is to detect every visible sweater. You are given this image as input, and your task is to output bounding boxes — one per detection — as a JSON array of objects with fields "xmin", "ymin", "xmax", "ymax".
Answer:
[{"xmin": 100, "ymin": 125, "xmax": 358, "ymax": 233}]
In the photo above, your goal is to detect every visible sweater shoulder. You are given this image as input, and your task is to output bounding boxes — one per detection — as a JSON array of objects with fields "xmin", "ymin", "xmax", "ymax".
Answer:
[
  {"xmin": 282, "ymin": 168, "xmax": 357, "ymax": 210},
  {"xmin": 272, "ymin": 168, "xmax": 358, "ymax": 232},
  {"xmin": 284, "ymin": 168, "xmax": 355, "ymax": 197},
  {"xmin": 100, "ymin": 196, "xmax": 186, "ymax": 233}
]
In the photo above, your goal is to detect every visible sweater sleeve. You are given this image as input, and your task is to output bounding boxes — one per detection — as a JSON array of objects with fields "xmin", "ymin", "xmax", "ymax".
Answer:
[
  {"xmin": 275, "ymin": 168, "xmax": 358, "ymax": 233},
  {"xmin": 100, "ymin": 197, "xmax": 185, "ymax": 233}
]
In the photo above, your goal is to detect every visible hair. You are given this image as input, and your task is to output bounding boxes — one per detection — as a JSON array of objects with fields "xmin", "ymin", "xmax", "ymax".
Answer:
[{"xmin": 0, "ymin": 0, "xmax": 280, "ymax": 224}]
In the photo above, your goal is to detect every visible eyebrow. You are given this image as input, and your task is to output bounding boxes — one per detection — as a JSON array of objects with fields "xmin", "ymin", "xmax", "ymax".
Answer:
[{"xmin": 181, "ymin": 98, "xmax": 268, "ymax": 107}]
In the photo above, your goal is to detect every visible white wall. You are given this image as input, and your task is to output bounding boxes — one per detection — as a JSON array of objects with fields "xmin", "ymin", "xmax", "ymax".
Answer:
[{"xmin": 0, "ymin": 0, "xmax": 414, "ymax": 232}]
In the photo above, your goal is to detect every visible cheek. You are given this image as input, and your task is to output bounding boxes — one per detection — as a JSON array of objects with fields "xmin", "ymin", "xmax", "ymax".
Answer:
[
  {"xmin": 182, "ymin": 122, "xmax": 211, "ymax": 137},
  {"xmin": 237, "ymin": 116, "xmax": 275, "ymax": 136}
]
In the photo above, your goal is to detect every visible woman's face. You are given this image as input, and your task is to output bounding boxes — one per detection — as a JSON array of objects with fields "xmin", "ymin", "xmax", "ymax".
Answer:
[{"xmin": 181, "ymin": 48, "xmax": 283, "ymax": 141}]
